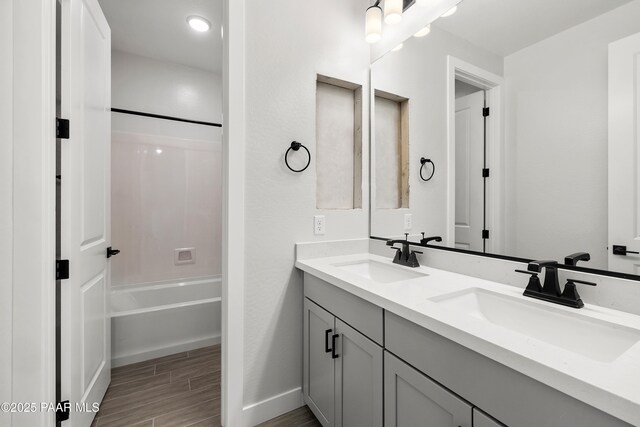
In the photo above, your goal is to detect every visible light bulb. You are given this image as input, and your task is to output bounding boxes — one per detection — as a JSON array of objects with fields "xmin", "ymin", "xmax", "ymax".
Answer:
[
  {"xmin": 392, "ymin": 43, "xmax": 403, "ymax": 52},
  {"xmin": 187, "ymin": 15, "xmax": 211, "ymax": 32},
  {"xmin": 365, "ymin": 5, "xmax": 383, "ymax": 44},
  {"xmin": 384, "ymin": 0, "xmax": 403, "ymax": 25},
  {"xmin": 414, "ymin": 24, "xmax": 431, "ymax": 37},
  {"xmin": 441, "ymin": 5, "xmax": 457, "ymax": 17}
]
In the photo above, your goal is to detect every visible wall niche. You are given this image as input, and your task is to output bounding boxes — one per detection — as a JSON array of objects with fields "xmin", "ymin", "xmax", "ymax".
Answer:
[
  {"xmin": 374, "ymin": 90, "xmax": 409, "ymax": 209},
  {"xmin": 315, "ymin": 75, "xmax": 363, "ymax": 210}
]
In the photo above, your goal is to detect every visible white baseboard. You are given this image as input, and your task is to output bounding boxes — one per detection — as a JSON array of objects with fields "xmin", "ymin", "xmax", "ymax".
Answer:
[
  {"xmin": 111, "ymin": 335, "xmax": 221, "ymax": 367},
  {"xmin": 242, "ymin": 387, "xmax": 304, "ymax": 426}
]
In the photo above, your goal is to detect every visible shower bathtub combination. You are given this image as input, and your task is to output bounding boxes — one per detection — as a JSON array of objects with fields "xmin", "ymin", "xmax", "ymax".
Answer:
[{"xmin": 110, "ymin": 276, "xmax": 221, "ymax": 367}]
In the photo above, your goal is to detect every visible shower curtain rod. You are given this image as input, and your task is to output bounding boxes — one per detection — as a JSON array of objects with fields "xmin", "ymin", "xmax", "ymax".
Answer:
[{"xmin": 111, "ymin": 108, "xmax": 223, "ymax": 128}]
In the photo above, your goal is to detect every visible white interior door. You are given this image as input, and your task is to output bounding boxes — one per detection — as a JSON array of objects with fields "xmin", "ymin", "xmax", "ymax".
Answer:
[
  {"xmin": 60, "ymin": 0, "xmax": 111, "ymax": 424},
  {"xmin": 454, "ymin": 91, "xmax": 484, "ymax": 251},
  {"xmin": 609, "ymin": 32, "xmax": 640, "ymax": 274}
]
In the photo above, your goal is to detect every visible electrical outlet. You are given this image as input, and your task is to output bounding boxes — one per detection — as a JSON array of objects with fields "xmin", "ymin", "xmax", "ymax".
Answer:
[
  {"xmin": 404, "ymin": 213, "xmax": 413, "ymax": 231},
  {"xmin": 314, "ymin": 215, "xmax": 326, "ymax": 235}
]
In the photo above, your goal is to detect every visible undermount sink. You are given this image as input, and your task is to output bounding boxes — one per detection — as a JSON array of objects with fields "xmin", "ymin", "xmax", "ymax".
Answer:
[
  {"xmin": 333, "ymin": 260, "xmax": 428, "ymax": 284},
  {"xmin": 431, "ymin": 288, "xmax": 640, "ymax": 363}
]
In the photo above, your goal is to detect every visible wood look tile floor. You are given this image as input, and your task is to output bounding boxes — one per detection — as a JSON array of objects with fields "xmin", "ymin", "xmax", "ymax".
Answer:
[{"xmin": 93, "ymin": 345, "xmax": 320, "ymax": 427}]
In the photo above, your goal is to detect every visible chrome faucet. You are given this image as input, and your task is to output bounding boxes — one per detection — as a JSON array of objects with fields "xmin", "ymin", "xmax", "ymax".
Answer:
[{"xmin": 386, "ymin": 233, "xmax": 423, "ymax": 268}]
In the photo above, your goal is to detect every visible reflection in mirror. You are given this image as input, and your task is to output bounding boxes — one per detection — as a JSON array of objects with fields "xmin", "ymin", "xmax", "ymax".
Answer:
[{"xmin": 370, "ymin": 0, "xmax": 640, "ymax": 274}]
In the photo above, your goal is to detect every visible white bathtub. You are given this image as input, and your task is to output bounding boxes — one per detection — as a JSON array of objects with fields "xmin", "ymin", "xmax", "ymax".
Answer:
[{"xmin": 111, "ymin": 276, "xmax": 221, "ymax": 367}]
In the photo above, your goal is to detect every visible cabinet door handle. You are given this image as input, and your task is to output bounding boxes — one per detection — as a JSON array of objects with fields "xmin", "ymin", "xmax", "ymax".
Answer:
[
  {"xmin": 331, "ymin": 334, "xmax": 340, "ymax": 359},
  {"xmin": 324, "ymin": 329, "xmax": 332, "ymax": 353}
]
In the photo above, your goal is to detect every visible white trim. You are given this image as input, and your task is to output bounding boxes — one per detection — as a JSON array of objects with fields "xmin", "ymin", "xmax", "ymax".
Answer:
[
  {"xmin": 242, "ymin": 388, "xmax": 304, "ymax": 427},
  {"xmin": 11, "ymin": 0, "xmax": 57, "ymax": 425},
  {"xmin": 110, "ymin": 298, "xmax": 221, "ymax": 318},
  {"xmin": 446, "ymin": 56, "xmax": 505, "ymax": 253},
  {"xmin": 111, "ymin": 275, "xmax": 222, "ymax": 293},
  {"xmin": 222, "ymin": 0, "xmax": 245, "ymax": 425},
  {"xmin": 111, "ymin": 336, "xmax": 221, "ymax": 368}
]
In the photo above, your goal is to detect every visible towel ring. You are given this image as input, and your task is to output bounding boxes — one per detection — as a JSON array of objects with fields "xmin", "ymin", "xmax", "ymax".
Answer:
[
  {"xmin": 420, "ymin": 157, "xmax": 435, "ymax": 182},
  {"xmin": 285, "ymin": 141, "xmax": 311, "ymax": 173}
]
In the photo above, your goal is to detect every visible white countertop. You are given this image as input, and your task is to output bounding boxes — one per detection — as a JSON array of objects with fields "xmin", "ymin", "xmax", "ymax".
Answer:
[{"xmin": 295, "ymin": 252, "xmax": 640, "ymax": 425}]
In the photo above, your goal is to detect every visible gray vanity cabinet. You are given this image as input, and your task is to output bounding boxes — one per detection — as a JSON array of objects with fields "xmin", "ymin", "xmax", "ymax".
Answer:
[
  {"xmin": 384, "ymin": 351, "xmax": 472, "ymax": 427},
  {"xmin": 334, "ymin": 319, "xmax": 383, "ymax": 427},
  {"xmin": 303, "ymin": 295, "xmax": 383, "ymax": 427},
  {"xmin": 304, "ymin": 298, "xmax": 336, "ymax": 425}
]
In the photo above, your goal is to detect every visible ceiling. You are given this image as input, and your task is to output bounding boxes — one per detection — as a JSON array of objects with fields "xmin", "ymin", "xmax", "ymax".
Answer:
[
  {"xmin": 98, "ymin": 0, "xmax": 222, "ymax": 74},
  {"xmin": 433, "ymin": 0, "xmax": 633, "ymax": 57}
]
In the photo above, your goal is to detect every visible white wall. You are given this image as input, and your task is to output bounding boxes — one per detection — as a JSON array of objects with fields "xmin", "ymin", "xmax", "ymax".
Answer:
[
  {"xmin": 112, "ymin": 50, "xmax": 222, "ymax": 124},
  {"xmin": 371, "ymin": 25, "xmax": 503, "ymax": 238},
  {"xmin": 0, "ymin": 0, "xmax": 13, "ymax": 423},
  {"xmin": 242, "ymin": 0, "xmax": 371, "ymax": 412},
  {"xmin": 110, "ymin": 51, "xmax": 223, "ymax": 286},
  {"xmin": 504, "ymin": 1, "xmax": 640, "ymax": 268}
]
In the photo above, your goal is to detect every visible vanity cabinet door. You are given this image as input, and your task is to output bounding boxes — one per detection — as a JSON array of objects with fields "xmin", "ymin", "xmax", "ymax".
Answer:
[
  {"xmin": 334, "ymin": 319, "xmax": 383, "ymax": 427},
  {"xmin": 385, "ymin": 351, "xmax": 472, "ymax": 427},
  {"xmin": 303, "ymin": 298, "xmax": 336, "ymax": 426}
]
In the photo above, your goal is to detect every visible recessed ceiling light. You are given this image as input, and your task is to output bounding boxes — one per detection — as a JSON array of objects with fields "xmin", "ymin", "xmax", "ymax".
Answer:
[
  {"xmin": 441, "ymin": 5, "xmax": 457, "ymax": 17},
  {"xmin": 187, "ymin": 15, "xmax": 211, "ymax": 32}
]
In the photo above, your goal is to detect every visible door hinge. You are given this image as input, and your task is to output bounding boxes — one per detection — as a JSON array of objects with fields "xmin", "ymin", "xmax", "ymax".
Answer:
[
  {"xmin": 56, "ymin": 118, "xmax": 70, "ymax": 139},
  {"xmin": 56, "ymin": 259, "xmax": 69, "ymax": 280},
  {"xmin": 482, "ymin": 168, "xmax": 490, "ymax": 178},
  {"xmin": 482, "ymin": 230, "xmax": 490, "ymax": 240},
  {"xmin": 482, "ymin": 107, "xmax": 490, "ymax": 117},
  {"xmin": 56, "ymin": 400, "xmax": 70, "ymax": 422}
]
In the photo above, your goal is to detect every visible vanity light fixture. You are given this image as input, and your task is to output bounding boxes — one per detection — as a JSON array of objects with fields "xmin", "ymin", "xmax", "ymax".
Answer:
[
  {"xmin": 392, "ymin": 43, "xmax": 404, "ymax": 52},
  {"xmin": 441, "ymin": 5, "xmax": 457, "ymax": 17},
  {"xmin": 414, "ymin": 24, "xmax": 431, "ymax": 37},
  {"xmin": 365, "ymin": 2, "xmax": 383, "ymax": 44},
  {"xmin": 187, "ymin": 15, "xmax": 211, "ymax": 32},
  {"xmin": 384, "ymin": 0, "xmax": 403, "ymax": 25}
]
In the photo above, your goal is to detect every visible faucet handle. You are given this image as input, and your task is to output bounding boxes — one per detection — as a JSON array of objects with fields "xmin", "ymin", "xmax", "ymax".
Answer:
[
  {"xmin": 515, "ymin": 269, "xmax": 539, "ymax": 276},
  {"xmin": 515, "ymin": 269, "xmax": 543, "ymax": 293},
  {"xmin": 566, "ymin": 279, "xmax": 597, "ymax": 287},
  {"xmin": 562, "ymin": 279, "xmax": 597, "ymax": 308}
]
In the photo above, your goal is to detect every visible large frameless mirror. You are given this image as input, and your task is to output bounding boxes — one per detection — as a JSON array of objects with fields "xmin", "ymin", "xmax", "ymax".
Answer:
[{"xmin": 370, "ymin": 0, "xmax": 640, "ymax": 277}]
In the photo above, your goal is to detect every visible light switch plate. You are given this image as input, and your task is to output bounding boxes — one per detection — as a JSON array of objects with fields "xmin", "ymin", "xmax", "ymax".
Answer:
[
  {"xmin": 314, "ymin": 215, "xmax": 326, "ymax": 235},
  {"xmin": 404, "ymin": 213, "xmax": 412, "ymax": 231}
]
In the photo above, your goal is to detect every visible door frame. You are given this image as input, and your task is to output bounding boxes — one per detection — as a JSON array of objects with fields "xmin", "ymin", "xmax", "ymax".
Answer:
[
  {"xmin": 446, "ymin": 56, "xmax": 504, "ymax": 254},
  {"xmin": 222, "ymin": 0, "xmax": 246, "ymax": 425},
  {"xmin": 9, "ymin": 0, "xmax": 246, "ymax": 426},
  {"xmin": 9, "ymin": 0, "xmax": 57, "ymax": 425}
]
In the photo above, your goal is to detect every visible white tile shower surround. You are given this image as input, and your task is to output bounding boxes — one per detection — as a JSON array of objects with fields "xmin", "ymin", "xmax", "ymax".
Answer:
[
  {"xmin": 111, "ymin": 131, "xmax": 222, "ymax": 286},
  {"xmin": 295, "ymin": 238, "xmax": 640, "ymax": 425}
]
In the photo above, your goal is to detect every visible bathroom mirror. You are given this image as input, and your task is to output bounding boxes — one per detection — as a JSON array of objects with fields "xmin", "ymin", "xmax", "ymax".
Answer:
[{"xmin": 370, "ymin": 0, "xmax": 640, "ymax": 276}]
